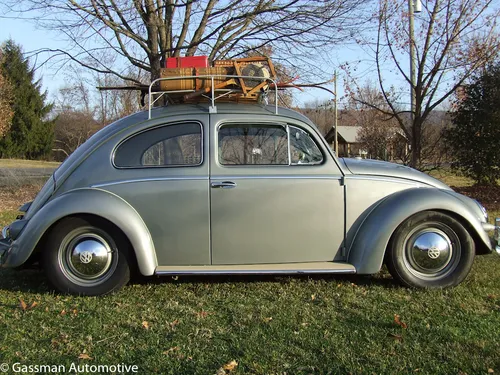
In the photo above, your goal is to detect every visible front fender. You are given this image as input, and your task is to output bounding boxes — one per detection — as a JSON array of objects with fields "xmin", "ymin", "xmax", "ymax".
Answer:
[
  {"xmin": 347, "ymin": 188, "xmax": 491, "ymax": 274},
  {"xmin": 4, "ymin": 188, "xmax": 157, "ymax": 275}
]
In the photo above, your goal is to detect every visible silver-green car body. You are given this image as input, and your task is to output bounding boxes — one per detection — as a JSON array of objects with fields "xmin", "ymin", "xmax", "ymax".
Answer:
[{"xmin": 0, "ymin": 103, "xmax": 496, "ymax": 294}]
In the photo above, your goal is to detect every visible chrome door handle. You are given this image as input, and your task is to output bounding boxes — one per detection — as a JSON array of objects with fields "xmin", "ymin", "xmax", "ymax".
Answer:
[{"xmin": 211, "ymin": 181, "xmax": 237, "ymax": 189}]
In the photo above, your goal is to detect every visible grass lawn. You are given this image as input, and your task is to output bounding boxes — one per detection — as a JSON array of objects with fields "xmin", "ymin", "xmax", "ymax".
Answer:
[
  {"xmin": 0, "ymin": 159, "xmax": 60, "ymax": 169},
  {"xmin": 0, "ymin": 175, "xmax": 499, "ymax": 374}
]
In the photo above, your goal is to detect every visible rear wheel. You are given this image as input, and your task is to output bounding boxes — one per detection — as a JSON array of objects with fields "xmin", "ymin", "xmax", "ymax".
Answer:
[
  {"xmin": 42, "ymin": 217, "xmax": 132, "ymax": 295},
  {"xmin": 386, "ymin": 211, "xmax": 475, "ymax": 288}
]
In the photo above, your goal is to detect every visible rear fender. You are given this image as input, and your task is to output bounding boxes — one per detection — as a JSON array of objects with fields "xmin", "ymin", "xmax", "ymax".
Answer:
[
  {"xmin": 4, "ymin": 188, "xmax": 157, "ymax": 275},
  {"xmin": 347, "ymin": 188, "xmax": 491, "ymax": 274}
]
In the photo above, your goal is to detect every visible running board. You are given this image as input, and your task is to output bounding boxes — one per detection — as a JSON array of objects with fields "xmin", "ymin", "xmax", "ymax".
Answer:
[{"xmin": 155, "ymin": 262, "xmax": 356, "ymax": 275}]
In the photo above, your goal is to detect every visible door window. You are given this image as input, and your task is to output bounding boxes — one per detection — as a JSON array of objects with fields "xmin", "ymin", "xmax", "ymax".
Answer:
[
  {"xmin": 114, "ymin": 122, "xmax": 202, "ymax": 168},
  {"xmin": 218, "ymin": 124, "xmax": 323, "ymax": 165},
  {"xmin": 289, "ymin": 126, "xmax": 323, "ymax": 165},
  {"xmin": 218, "ymin": 125, "xmax": 288, "ymax": 165}
]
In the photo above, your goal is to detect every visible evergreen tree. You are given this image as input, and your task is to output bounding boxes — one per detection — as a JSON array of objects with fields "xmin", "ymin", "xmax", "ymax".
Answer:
[
  {"xmin": 0, "ymin": 66, "xmax": 13, "ymax": 138},
  {"xmin": 0, "ymin": 39, "xmax": 55, "ymax": 159},
  {"xmin": 445, "ymin": 63, "xmax": 500, "ymax": 185}
]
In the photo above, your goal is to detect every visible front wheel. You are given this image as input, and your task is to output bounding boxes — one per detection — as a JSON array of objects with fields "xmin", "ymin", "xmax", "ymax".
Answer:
[
  {"xmin": 386, "ymin": 211, "xmax": 475, "ymax": 288},
  {"xmin": 42, "ymin": 217, "xmax": 132, "ymax": 295}
]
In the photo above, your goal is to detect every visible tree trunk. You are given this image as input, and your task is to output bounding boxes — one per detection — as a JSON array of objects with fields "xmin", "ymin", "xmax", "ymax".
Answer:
[
  {"xmin": 410, "ymin": 118, "xmax": 422, "ymax": 169},
  {"xmin": 150, "ymin": 54, "xmax": 162, "ymax": 82},
  {"xmin": 149, "ymin": 54, "xmax": 164, "ymax": 107}
]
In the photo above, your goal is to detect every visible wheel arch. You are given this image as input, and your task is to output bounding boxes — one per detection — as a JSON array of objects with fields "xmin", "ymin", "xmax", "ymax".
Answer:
[
  {"xmin": 5, "ymin": 188, "xmax": 157, "ymax": 275},
  {"xmin": 347, "ymin": 188, "xmax": 491, "ymax": 274},
  {"xmin": 34, "ymin": 213, "xmax": 138, "ymax": 272}
]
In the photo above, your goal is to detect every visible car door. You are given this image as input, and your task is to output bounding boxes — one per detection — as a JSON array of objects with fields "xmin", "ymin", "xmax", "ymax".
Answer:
[
  {"xmin": 104, "ymin": 116, "xmax": 210, "ymax": 266},
  {"xmin": 210, "ymin": 113, "xmax": 345, "ymax": 265}
]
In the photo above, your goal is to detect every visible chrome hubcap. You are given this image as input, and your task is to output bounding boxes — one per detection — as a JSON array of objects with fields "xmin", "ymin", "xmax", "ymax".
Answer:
[
  {"xmin": 404, "ymin": 224, "xmax": 460, "ymax": 279},
  {"xmin": 68, "ymin": 234, "xmax": 112, "ymax": 279},
  {"xmin": 59, "ymin": 230, "xmax": 118, "ymax": 286}
]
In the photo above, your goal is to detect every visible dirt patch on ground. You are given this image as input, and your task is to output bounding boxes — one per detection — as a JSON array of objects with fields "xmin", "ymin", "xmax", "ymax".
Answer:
[
  {"xmin": 452, "ymin": 185, "xmax": 500, "ymax": 211},
  {"xmin": 0, "ymin": 185, "xmax": 42, "ymax": 211}
]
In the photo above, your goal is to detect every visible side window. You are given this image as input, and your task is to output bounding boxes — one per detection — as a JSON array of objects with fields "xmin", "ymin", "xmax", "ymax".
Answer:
[
  {"xmin": 289, "ymin": 126, "xmax": 323, "ymax": 165},
  {"xmin": 114, "ymin": 122, "xmax": 202, "ymax": 168},
  {"xmin": 218, "ymin": 125, "xmax": 288, "ymax": 165}
]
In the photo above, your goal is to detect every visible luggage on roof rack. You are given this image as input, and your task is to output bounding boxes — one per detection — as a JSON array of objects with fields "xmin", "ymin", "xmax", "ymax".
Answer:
[
  {"xmin": 147, "ymin": 57, "xmax": 279, "ymax": 118},
  {"xmin": 156, "ymin": 56, "xmax": 277, "ymax": 103}
]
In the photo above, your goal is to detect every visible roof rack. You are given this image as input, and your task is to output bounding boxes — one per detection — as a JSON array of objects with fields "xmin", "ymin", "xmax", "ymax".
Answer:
[{"xmin": 147, "ymin": 74, "xmax": 279, "ymax": 119}]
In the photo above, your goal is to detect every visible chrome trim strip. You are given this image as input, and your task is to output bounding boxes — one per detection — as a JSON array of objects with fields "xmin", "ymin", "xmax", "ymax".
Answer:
[
  {"xmin": 286, "ymin": 124, "xmax": 291, "ymax": 166},
  {"xmin": 92, "ymin": 176, "xmax": 209, "ymax": 188},
  {"xmin": 210, "ymin": 175, "xmax": 342, "ymax": 180},
  {"xmin": 344, "ymin": 175, "xmax": 421, "ymax": 185},
  {"xmin": 1, "ymin": 226, "xmax": 9, "ymax": 240},
  {"xmin": 155, "ymin": 268, "xmax": 356, "ymax": 276},
  {"xmin": 482, "ymin": 222, "xmax": 495, "ymax": 231},
  {"xmin": 94, "ymin": 174, "xmax": 341, "ymax": 188}
]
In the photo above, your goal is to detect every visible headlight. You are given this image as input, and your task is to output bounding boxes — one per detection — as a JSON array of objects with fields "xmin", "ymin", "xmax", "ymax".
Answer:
[{"xmin": 474, "ymin": 200, "xmax": 488, "ymax": 222}]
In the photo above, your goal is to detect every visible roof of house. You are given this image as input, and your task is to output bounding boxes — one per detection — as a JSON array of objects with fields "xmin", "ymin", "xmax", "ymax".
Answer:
[{"xmin": 324, "ymin": 126, "xmax": 361, "ymax": 144}]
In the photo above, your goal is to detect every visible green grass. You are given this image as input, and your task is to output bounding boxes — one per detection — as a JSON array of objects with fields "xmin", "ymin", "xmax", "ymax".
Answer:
[
  {"xmin": 0, "ymin": 174, "xmax": 499, "ymax": 374},
  {"xmin": 0, "ymin": 258, "xmax": 498, "ymax": 374},
  {"xmin": 0, "ymin": 211, "xmax": 17, "ymax": 226},
  {"xmin": 0, "ymin": 159, "xmax": 60, "ymax": 169}
]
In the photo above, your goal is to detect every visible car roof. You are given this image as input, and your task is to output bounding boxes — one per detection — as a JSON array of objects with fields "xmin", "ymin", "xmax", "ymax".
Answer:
[{"xmin": 148, "ymin": 102, "xmax": 315, "ymax": 125}]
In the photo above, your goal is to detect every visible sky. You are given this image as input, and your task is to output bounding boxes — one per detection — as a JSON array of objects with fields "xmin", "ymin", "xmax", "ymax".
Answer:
[
  {"xmin": 0, "ymin": 17, "xmax": 69, "ymax": 95},
  {"xmin": 0, "ymin": 10, "xmax": 401, "ymax": 110}
]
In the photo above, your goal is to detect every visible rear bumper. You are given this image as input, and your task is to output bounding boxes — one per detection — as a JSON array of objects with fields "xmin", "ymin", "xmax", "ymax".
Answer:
[
  {"xmin": 0, "ymin": 226, "xmax": 12, "ymax": 265},
  {"xmin": 493, "ymin": 218, "xmax": 500, "ymax": 255},
  {"xmin": 0, "ymin": 239, "xmax": 10, "ymax": 259}
]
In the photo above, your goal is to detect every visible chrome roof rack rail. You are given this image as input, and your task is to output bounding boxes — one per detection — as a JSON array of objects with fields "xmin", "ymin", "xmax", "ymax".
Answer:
[{"xmin": 148, "ymin": 75, "xmax": 278, "ymax": 119}]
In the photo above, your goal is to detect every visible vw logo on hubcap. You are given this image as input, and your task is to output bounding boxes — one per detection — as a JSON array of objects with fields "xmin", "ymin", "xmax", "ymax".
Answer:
[
  {"xmin": 79, "ymin": 251, "xmax": 93, "ymax": 264},
  {"xmin": 427, "ymin": 247, "xmax": 441, "ymax": 259}
]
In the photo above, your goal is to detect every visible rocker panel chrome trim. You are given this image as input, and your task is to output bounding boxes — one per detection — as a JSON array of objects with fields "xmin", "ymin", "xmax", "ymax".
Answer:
[{"xmin": 155, "ymin": 263, "xmax": 356, "ymax": 275}]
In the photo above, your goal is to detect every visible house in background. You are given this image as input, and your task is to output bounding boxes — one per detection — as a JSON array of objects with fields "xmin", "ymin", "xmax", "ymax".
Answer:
[
  {"xmin": 324, "ymin": 126, "xmax": 367, "ymax": 158},
  {"xmin": 324, "ymin": 125, "xmax": 409, "ymax": 160}
]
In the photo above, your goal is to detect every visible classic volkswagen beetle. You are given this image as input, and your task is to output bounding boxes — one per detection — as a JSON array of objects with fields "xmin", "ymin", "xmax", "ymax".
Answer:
[{"xmin": 0, "ymin": 102, "xmax": 497, "ymax": 295}]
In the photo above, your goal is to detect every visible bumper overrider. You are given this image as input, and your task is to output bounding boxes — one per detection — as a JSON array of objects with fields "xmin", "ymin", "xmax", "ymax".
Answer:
[
  {"xmin": 0, "ymin": 225, "xmax": 11, "ymax": 265},
  {"xmin": 494, "ymin": 218, "xmax": 500, "ymax": 255}
]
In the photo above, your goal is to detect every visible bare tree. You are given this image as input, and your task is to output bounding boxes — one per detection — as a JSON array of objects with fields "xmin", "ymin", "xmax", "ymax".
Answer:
[
  {"xmin": 350, "ymin": 81, "xmax": 452, "ymax": 166},
  {"xmin": 52, "ymin": 109, "xmax": 101, "ymax": 159},
  {"xmin": 94, "ymin": 71, "xmax": 144, "ymax": 125},
  {"xmin": 1, "ymin": 0, "xmax": 366, "ymax": 85},
  {"xmin": 52, "ymin": 83, "xmax": 100, "ymax": 159},
  {"xmin": 52, "ymin": 67, "xmax": 144, "ymax": 160},
  {"xmin": 298, "ymin": 99, "xmax": 334, "ymax": 136},
  {"xmin": 347, "ymin": 0, "xmax": 499, "ymax": 169},
  {"xmin": 346, "ymin": 83, "xmax": 405, "ymax": 161}
]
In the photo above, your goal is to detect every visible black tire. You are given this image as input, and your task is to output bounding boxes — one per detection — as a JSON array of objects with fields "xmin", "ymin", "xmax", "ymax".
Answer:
[
  {"xmin": 386, "ymin": 211, "xmax": 475, "ymax": 288},
  {"xmin": 42, "ymin": 217, "xmax": 132, "ymax": 295}
]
